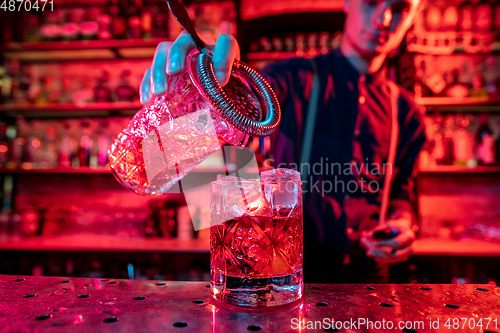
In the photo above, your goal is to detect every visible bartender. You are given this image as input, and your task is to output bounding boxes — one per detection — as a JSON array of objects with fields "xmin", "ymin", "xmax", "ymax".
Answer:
[{"xmin": 140, "ymin": 0, "xmax": 426, "ymax": 283}]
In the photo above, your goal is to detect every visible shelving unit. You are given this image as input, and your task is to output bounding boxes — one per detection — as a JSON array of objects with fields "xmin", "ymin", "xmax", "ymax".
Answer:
[
  {"xmin": 0, "ymin": 235, "xmax": 209, "ymax": 253},
  {"xmin": 418, "ymin": 97, "xmax": 500, "ymax": 112},
  {"xmin": 418, "ymin": 165, "xmax": 500, "ymax": 175},
  {"xmin": 0, "ymin": 165, "xmax": 237, "ymax": 175},
  {"xmin": 0, "ymin": 102, "xmax": 142, "ymax": 117},
  {"xmin": 1, "ymin": 38, "xmax": 169, "ymax": 61}
]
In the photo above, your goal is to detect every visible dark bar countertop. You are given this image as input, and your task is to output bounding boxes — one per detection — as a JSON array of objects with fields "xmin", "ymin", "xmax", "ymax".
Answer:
[{"xmin": 1, "ymin": 275, "xmax": 499, "ymax": 332}]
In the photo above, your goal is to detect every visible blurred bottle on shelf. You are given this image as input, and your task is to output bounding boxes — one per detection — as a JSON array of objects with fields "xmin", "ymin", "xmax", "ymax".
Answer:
[
  {"xmin": 494, "ymin": 1, "xmax": 500, "ymax": 30},
  {"xmin": 452, "ymin": 114, "xmax": 476, "ymax": 166},
  {"xmin": 141, "ymin": 0, "xmax": 154, "ymax": 39},
  {"xmin": 474, "ymin": 0, "xmax": 492, "ymax": 31},
  {"xmin": 57, "ymin": 76, "xmax": 73, "ymax": 104},
  {"xmin": 470, "ymin": 73, "xmax": 489, "ymax": 98},
  {"xmin": 152, "ymin": 2, "xmax": 169, "ymax": 38},
  {"xmin": 0, "ymin": 122, "xmax": 8, "ymax": 168},
  {"xmin": 112, "ymin": 0, "xmax": 129, "ymax": 39},
  {"xmin": 39, "ymin": 10, "xmax": 63, "ymax": 42},
  {"xmin": 176, "ymin": 205, "xmax": 193, "ymax": 241},
  {"xmin": 22, "ymin": 12, "xmax": 42, "ymax": 42},
  {"xmin": 128, "ymin": 0, "xmax": 142, "ymax": 39},
  {"xmin": 425, "ymin": 4, "xmax": 442, "ymax": 31},
  {"xmin": 295, "ymin": 33, "xmax": 306, "ymax": 55},
  {"xmin": 459, "ymin": 0, "xmax": 474, "ymax": 31},
  {"xmin": 0, "ymin": 66, "xmax": 13, "ymax": 105},
  {"xmin": 306, "ymin": 32, "xmax": 319, "ymax": 55},
  {"xmin": 81, "ymin": 7, "xmax": 100, "ymax": 40},
  {"xmin": 94, "ymin": 71, "xmax": 112, "ymax": 103},
  {"xmin": 71, "ymin": 76, "xmax": 94, "ymax": 105},
  {"xmin": 78, "ymin": 121, "xmax": 93, "ymax": 167},
  {"xmin": 442, "ymin": 4, "xmax": 459, "ymax": 31},
  {"xmin": 63, "ymin": 8, "xmax": 82, "ymax": 41},
  {"xmin": 271, "ymin": 37, "xmax": 284, "ymax": 53},
  {"xmin": 319, "ymin": 32, "xmax": 330, "ymax": 54},
  {"xmin": 414, "ymin": 60, "xmax": 432, "ymax": 97},
  {"xmin": 440, "ymin": 115, "xmax": 456, "ymax": 165},
  {"xmin": 444, "ymin": 69, "xmax": 470, "ymax": 99},
  {"xmin": 476, "ymin": 114, "xmax": 496, "ymax": 165},
  {"xmin": 59, "ymin": 129, "xmax": 72, "ymax": 168},
  {"xmin": 98, "ymin": 2, "xmax": 113, "ymax": 40},
  {"xmin": 115, "ymin": 70, "xmax": 136, "ymax": 102}
]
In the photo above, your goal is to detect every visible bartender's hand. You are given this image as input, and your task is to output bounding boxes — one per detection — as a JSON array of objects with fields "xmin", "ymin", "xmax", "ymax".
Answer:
[
  {"xmin": 139, "ymin": 32, "xmax": 241, "ymax": 104},
  {"xmin": 359, "ymin": 212, "xmax": 415, "ymax": 264}
]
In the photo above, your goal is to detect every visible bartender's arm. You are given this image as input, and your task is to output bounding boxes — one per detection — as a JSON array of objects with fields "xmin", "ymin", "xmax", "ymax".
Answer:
[{"xmin": 361, "ymin": 103, "xmax": 426, "ymax": 264}]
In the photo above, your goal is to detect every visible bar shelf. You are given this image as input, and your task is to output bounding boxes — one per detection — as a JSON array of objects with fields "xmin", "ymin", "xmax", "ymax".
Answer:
[
  {"xmin": 0, "ymin": 102, "xmax": 142, "ymax": 117},
  {"xmin": 2, "ymin": 236, "xmax": 499, "ymax": 256},
  {"xmin": 418, "ymin": 166, "xmax": 500, "ymax": 175},
  {"xmin": 0, "ymin": 38, "xmax": 170, "ymax": 61},
  {"xmin": 412, "ymin": 237, "xmax": 500, "ymax": 257},
  {"xmin": 0, "ymin": 235, "xmax": 210, "ymax": 253},
  {"xmin": 417, "ymin": 97, "xmax": 500, "ymax": 112},
  {"xmin": 246, "ymin": 51, "xmax": 317, "ymax": 61},
  {"xmin": 0, "ymin": 165, "xmax": 236, "ymax": 175}
]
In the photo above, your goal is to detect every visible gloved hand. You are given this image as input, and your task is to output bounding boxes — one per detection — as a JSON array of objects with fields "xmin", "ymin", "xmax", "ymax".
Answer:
[{"xmin": 139, "ymin": 32, "xmax": 241, "ymax": 105}]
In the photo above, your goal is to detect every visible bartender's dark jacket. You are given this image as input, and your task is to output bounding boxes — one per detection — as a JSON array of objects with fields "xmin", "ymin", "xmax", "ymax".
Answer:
[{"xmin": 260, "ymin": 49, "xmax": 426, "ymax": 282}]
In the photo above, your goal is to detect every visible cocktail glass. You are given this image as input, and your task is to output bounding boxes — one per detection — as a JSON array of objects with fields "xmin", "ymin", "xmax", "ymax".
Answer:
[{"xmin": 210, "ymin": 168, "xmax": 303, "ymax": 307}]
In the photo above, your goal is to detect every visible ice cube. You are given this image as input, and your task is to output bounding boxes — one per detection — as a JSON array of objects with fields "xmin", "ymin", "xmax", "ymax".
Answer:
[
  {"xmin": 237, "ymin": 189, "xmax": 273, "ymax": 217},
  {"xmin": 261, "ymin": 168, "xmax": 301, "ymax": 182},
  {"xmin": 261, "ymin": 169, "xmax": 301, "ymax": 219}
]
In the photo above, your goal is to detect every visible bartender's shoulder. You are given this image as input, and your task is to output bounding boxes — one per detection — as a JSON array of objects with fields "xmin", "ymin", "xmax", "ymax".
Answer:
[{"xmin": 394, "ymin": 83, "xmax": 426, "ymax": 118}]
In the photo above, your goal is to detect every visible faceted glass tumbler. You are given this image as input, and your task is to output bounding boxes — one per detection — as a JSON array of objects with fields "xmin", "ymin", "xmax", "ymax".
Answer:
[
  {"xmin": 108, "ymin": 50, "xmax": 250, "ymax": 196},
  {"xmin": 210, "ymin": 169, "xmax": 303, "ymax": 307}
]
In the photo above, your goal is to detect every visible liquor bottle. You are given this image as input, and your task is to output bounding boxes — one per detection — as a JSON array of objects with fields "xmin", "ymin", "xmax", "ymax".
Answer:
[
  {"xmin": 94, "ymin": 71, "xmax": 112, "ymax": 103},
  {"xmin": 319, "ymin": 32, "xmax": 330, "ymax": 54},
  {"xmin": 141, "ymin": 0, "xmax": 154, "ymax": 39},
  {"xmin": 39, "ymin": 11, "xmax": 62, "ymax": 41},
  {"xmin": 81, "ymin": 7, "xmax": 100, "ymax": 40},
  {"xmin": 78, "ymin": 121, "xmax": 93, "ymax": 167},
  {"xmin": 115, "ymin": 70, "xmax": 136, "ymax": 102},
  {"xmin": 127, "ymin": 0, "xmax": 142, "ymax": 39},
  {"xmin": 220, "ymin": 4, "xmax": 237, "ymax": 37},
  {"xmin": 459, "ymin": 0, "xmax": 474, "ymax": 31},
  {"xmin": 452, "ymin": 114, "xmax": 475, "ymax": 166},
  {"xmin": 444, "ymin": 69, "xmax": 470, "ymax": 98},
  {"xmin": 0, "ymin": 122, "xmax": 8, "ymax": 167},
  {"xmin": 474, "ymin": 0, "xmax": 492, "ymax": 31},
  {"xmin": 62, "ymin": 9, "xmax": 80, "ymax": 41},
  {"xmin": 414, "ymin": 59, "xmax": 432, "ymax": 97},
  {"xmin": 152, "ymin": 3, "xmax": 169, "ymax": 38},
  {"xmin": 22, "ymin": 11, "xmax": 42, "ymax": 42},
  {"xmin": 0, "ymin": 66, "xmax": 13, "ymax": 105},
  {"xmin": 97, "ymin": 133, "xmax": 110, "ymax": 167},
  {"xmin": 425, "ymin": 4, "xmax": 442, "ymax": 31},
  {"xmin": 59, "ymin": 132, "xmax": 72, "ymax": 167},
  {"xmin": 112, "ymin": 0, "xmax": 128, "ymax": 39},
  {"xmin": 476, "ymin": 114, "xmax": 496, "ymax": 166},
  {"xmin": 306, "ymin": 33, "xmax": 319, "ymax": 55},
  {"xmin": 494, "ymin": 1, "xmax": 500, "ymax": 30},
  {"xmin": 442, "ymin": 4, "xmax": 459, "ymax": 31},
  {"xmin": 470, "ymin": 73, "xmax": 488, "ymax": 98},
  {"xmin": 496, "ymin": 123, "xmax": 500, "ymax": 165},
  {"xmin": 440, "ymin": 115, "xmax": 455, "ymax": 165},
  {"xmin": 98, "ymin": 1, "xmax": 113, "ymax": 40}
]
